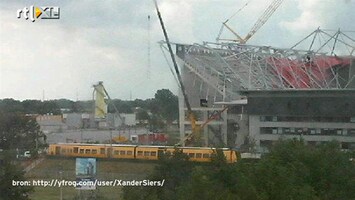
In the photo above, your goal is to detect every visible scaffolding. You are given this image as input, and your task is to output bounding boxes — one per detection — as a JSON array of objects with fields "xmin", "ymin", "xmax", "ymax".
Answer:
[{"xmin": 160, "ymin": 29, "xmax": 355, "ymax": 146}]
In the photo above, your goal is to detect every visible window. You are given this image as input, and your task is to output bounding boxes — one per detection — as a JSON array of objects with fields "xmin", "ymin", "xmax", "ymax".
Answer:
[
  {"xmin": 114, "ymin": 150, "xmax": 119, "ymax": 155},
  {"xmin": 337, "ymin": 130, "xmax": 342, "ymax": 135},
  {"xmin": 92, "ymin": 149, "xmax": 97, "ymax": 154},
  {"xmin": 120, "ymin": 151, "xmax": 126, "ymax": 155},
  {"xmin": 188, "ymin": 153, "xmax": 195, "ymax": 158},
  {"xmin": 61, "ymin": 149, "xmax": 66, "ymax": 153},
  {"xmin": 278, "ymin": 128, "xmax": 283, "ymax": 134},
  {"xmin": 80, "ymin": 149, "xmax": 84, "ymax": 154},
  {"xmin": 260, "ymin": 116, "xmax": 266, "ymax": 121},
  {"xmin": 100, "ymin": 148, "xmax": 105, "ymax": 154},
  {"xmin": 85, "ymin": 149, "xmax": 90, "ymax": 154},
  {"xmin": 137, "ymin": 151, "xmax": 143, "ymax": 156},
  {"xmin": 127, "ymin": 151, "xmax": 133, "ymax": 155},
  {"xmin": 144, "ymin": 151, "xmax": 150, "ymax": 156},
  {"xmin": 343, "ymin": 129, "xmax": 348, "ymax": 135},
  {"xmin": 196, "ymin": 153, "xmax": 202, "ymax": 158},
  {"xmin": 74, "ymin": 147, "xmax": 78, "ymax": 153},
  {"xmin": 272, "ymin": 129, "xmax": 277, "ymax": 134},
  {"xmin": 151, "ymin": 151, "xmax": 157, "ymax": 156},
  {"xmin": 272, "ymin": 116, "xmax": 277, "ymax": 122},
  {"xmin": 203, "ymin": 153, "xmax": 210, "ymax": 158}
]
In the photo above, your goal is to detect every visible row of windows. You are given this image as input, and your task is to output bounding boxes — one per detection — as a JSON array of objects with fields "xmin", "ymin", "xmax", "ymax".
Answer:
[
  {"xmin": 71, "ymin": 148, "xmax": 103, "ymax": 154},
  {"xmin": 65, "ymin": 148, "xmax": 134, "ymax": 155},
  {"xmin": 260, "ymin": 127, "xmax": 355, "ymax": 136},
  {"xmin": 113, "ymin": 150, "xmax": 133, "ymax": 156},
  {"xmin": 261, "ymin": 140, "xmax": 355, "ymax": 150},
  {"xmin": 137, "ymin": 151, "xmax": 157, "ymax": 157},
  {"xmin": 260, "ymin": 116, "xmax": 355, "ymax": 123},
  {"xmin": 162, "ymin": 151, "xmax": 212, "ymax": 159},
  {"xmin": 58, "ymin": 147, "xmax": 214, "ymax": 159},
  {"xmin": 187, "ymin": 153, "xmax": 211, "ymax": 158}
]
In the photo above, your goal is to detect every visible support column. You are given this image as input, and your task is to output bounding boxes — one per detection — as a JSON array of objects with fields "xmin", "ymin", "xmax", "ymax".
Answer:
[
  {"xmin": 222, "ymin": 107, "xmax": 228, "ymax": 146},
  {"xmin": 178, "ymin": 88, "xmax": 185, "ymax": 146},
  {"xmin": 203, "ymin": 110, "xmax": 208, "ymax": 146}
]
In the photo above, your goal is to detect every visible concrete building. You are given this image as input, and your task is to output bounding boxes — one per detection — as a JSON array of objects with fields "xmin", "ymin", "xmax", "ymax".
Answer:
[
  {"xmin": 36, "ymin": 115, "xmax": 67, "ymax": 133},
  {"xmin": 240, "ymin": 90, "xmax": 355, "ymax": 150}
]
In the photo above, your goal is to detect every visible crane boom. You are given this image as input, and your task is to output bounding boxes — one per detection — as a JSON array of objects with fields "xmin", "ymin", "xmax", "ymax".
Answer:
[
  {"xmin": 153, "ymin": 0, "xmax": 198, "ymax": 145},
  {"xmin": 243, "ymin": 0, "xmax": 283, "ymax": 43},
  {"xmin": 219, "ymin": 0, "xmax": 284, "ymax": 44}
]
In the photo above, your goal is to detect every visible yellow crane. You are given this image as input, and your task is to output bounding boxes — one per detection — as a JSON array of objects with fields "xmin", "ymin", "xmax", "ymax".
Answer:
[
  {"xmin": 154, "ymin": 1, "xmax": 230, "ymax": 146},
  {"xmin": 217, "ymin": 0, "xmax": 284, "ymax": 44},
  {"xmin": 153, "ymin": 0, "xmax": 199, "ymax": 146}
]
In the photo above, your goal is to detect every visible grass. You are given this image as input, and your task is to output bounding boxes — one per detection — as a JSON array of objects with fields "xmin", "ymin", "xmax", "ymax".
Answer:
[{"xmin": 26, "ymin": 157, "xmax": 156, "ymax": 199}]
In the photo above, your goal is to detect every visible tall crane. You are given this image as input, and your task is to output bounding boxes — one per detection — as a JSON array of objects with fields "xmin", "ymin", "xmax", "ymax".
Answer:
[
  {"xmin": 217, "ymin": 0, "xmax": 284, "ymax": 44},
  {"xmin": 153, "ymin": 0, "xmax": 200, "ymax": 146},
  {"xmin": 154, "ymin": 0, "xmax": 231, "ymax": 146}
]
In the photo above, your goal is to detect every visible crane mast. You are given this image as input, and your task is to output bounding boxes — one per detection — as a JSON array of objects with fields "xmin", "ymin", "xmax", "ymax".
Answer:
[
  {"xmin": 153, "ymin": 0, "xmax": 199, "ymax": 146},
  {"xmin": 219, "ymin": 0, "xmax": 284, "ymax": 44}
]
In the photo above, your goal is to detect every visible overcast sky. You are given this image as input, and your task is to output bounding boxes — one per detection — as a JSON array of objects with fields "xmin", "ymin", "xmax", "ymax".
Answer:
[{"xmin": 0, "ymin": 0, "xmax": 354, "ymax": 101}]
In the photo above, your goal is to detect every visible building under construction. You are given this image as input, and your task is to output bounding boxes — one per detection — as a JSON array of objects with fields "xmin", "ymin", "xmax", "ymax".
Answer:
[{"xmin": 162, "ymin": 28, "xmax": 355, "ymax": 150}]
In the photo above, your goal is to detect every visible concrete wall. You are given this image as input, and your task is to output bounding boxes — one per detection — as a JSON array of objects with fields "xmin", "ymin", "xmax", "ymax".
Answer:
[{"xmin": 248, "ymin": 115, "xmax": 355, "ymax": 147}]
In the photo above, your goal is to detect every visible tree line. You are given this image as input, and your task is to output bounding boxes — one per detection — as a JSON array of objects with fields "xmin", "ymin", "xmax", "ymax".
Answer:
[
  {"xmin": 0, "ymin": 89, "xmax": 178, "ymax": 123},
  {"xmin": 123, "ymin": 139, "xmax": 355, "ymax": 200}
]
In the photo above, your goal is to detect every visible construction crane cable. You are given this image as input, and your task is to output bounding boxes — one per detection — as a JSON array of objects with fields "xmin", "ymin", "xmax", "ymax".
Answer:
[
  {"xmin": 217, "ymin": 0, "xmax": 251, "ymax": 43},
  {"xmin": 159, "ymin": 44, "xmax": 181, "ymax": 87},
  {"xmin": 101, "ymin": 86, "xmax": 124, "ymax": 122},
  {"xmin": 153, "ymin": 0, "xmax": 192, "ymax": 112},
  {"xmin": 225, "ymin": 0, "xmax": 252, "ymax": 22}
]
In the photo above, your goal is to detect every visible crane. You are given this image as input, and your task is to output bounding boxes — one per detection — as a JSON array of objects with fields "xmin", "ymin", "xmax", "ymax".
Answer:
[
  {"xmin": 217, "ymin": 0, "xmax": 284, "ymax": 44},
  {"xmin": 154, "ymin": 0, "xmax": 230, "ymax": 146},
  {"xmin": 153, "ymin": 0, "xmax": 200, "ymax": 146}
]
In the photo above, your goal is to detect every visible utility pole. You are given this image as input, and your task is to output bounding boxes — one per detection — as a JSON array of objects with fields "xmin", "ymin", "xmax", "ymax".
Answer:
[{"xmin": 59, "ymin": 171, "xmax": 63, "ymax": 200}]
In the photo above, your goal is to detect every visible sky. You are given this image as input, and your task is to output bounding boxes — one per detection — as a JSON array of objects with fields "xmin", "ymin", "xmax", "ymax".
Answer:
[{"xmin": 0, "ymin": 0, "xmax": 354, "ymax": 101}]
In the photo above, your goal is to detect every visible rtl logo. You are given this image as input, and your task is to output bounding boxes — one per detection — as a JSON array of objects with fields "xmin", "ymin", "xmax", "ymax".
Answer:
[{"xmin": 17, "ymin": 6, "xmax": 60, "ymax": 22}]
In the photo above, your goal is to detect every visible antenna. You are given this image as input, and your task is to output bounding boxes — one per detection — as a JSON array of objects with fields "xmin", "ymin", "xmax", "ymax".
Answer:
[
  {"xmin": 147, "ymin": 15, "xmax": 151, "ymax": 79},
  {"xmin": 42, "ymin": 89, "xmax": 45, "ymax": 102}
]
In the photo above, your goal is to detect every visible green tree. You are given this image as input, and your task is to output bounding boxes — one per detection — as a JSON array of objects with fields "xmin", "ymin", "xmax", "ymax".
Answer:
[
  {"xmin": 109, "ymin": 99, "xmax": 133, "ymax": 113},
  {"xmin": 136, "ymin": 109, "xmax": 150, "ymax": 123},
  {"xmin": 236, "ymin": 139, "xmax": 355, "ymax": 200},
  {"xmin": 154, "ymin": 89, "xmax": 178, "ymax": 123},
  {"xmin": 0, "ymin": 112, "xmax": 45, "ymax": 152},
  {"xmin": 0, "ymin": 152, "xmax": 33, "ymax": 199},
  {"xmin": 169, "ymin": 140, "xmax": 355, "ymax": 200},
  {"xmin": 22, "ymin": 100, "xmax": 42, "ymax": 114},
  {"xmin": 0, "ymin": 98, "xmax": 24, "ymax": 113},
  {"xmin": 123, "ymin": 148, "xmax": 192, "ymax": 200}
]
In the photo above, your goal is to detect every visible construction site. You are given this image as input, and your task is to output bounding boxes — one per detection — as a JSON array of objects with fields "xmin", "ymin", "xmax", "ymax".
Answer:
[
  {"xmin": 156, "ymin": 0, "xmax": 355, "ymax": 151},
  {"xmin": 2, "ymin": 1, "xmax": 355, "ymax": 199}
]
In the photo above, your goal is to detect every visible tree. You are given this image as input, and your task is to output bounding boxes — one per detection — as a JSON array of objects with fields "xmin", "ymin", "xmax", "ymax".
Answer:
[
  {"xmin": 123, "ymin": 148, "xmax": 192, "ymax": 200},
  {"xmin": 144, "ymin": 139, "xmax": 355, "ymax": 200},
  {"xmin": 0, "ymin": 99, "xmax": 24, "ymax": 113},
  {"xmin": 0, "ymin": 152, "xmax": 33, "ymax": 199},
  {"xmin": 233, "ymin": 139, "xmax": 355, "ymax": 200},
  {"xmin": 154, "ymin": 89, "xmax": 178, "ymax": 123},
  {"xmin": 0, "ymin": 112, "xmax": 45, "ymax": 152},
  {"xmin": 109, "ymin": 100, "xmax": 133, "ymax": 113},
  {"xmin": 136, "ymin": 109, "xmax": 150, "ymax": 123}
]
